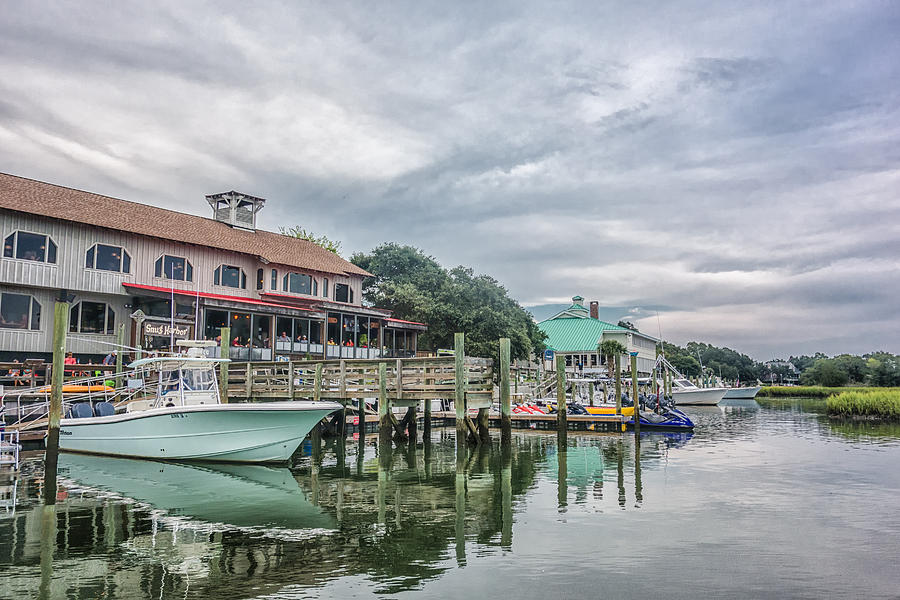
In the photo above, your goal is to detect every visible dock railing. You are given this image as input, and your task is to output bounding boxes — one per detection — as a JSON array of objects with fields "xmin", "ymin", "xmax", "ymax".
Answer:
[{"xmin": 224, "ymin": 356, "xmax": 494, "ymax": 406}]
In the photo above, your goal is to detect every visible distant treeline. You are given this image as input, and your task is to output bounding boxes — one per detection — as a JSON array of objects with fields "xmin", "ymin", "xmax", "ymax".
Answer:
[{"xmin": 661, "ymin": 342, "xmax": 900, "ymax": 388}]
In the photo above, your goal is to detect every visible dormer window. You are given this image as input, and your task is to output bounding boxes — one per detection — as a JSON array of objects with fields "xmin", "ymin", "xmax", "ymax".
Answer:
[
  {"xmin": 282, "ymin": 272, "xmax": 316, "ymax": 295},
  {"xmin": 334, "ymin": 283, "xmax": 353, "ymax": 303},
  {"xmin": 215, "ymin": 264, "xmax": 246, "ymax": 289},
  {"xmin": 155, "ymin": 255, "xmax": 193, "ymax": 281},
  {"xmin": 86, "ymin": 244, "xmax": 131, "ymax": 273},
  {"xmin": 3, "ymin": 231, "xmax": 57, "ymax": 264}
]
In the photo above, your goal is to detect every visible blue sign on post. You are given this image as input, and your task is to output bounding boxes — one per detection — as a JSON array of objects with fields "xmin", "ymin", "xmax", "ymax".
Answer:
[{"xmin": 544, "ymin": 349, "xmax": 554, "ymax": 361}]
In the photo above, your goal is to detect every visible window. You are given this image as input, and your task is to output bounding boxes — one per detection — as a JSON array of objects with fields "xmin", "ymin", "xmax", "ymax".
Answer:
[
  {"xmin": 323, "ymin": 278, "xmax": 329, "ymax": 298},
  {"xmin": 69, "ymin": 301, "xmax": 115, "ymax": 334},
  {"xmin": 335, "ymin": 283, "xmax": 351, "ymax": 303},
  {"xmin": 0, "ymin": 292, "xmax": 40, "ymax": 330},
  {"xmin": 155, "ymin": 255, "xmax": 193, "ymax": 281},
  {"xmin": 3, "ymin": 231, "xmax": 57, "ymax": 264},
  {"xmin": 256, "ymin": 268, "xmax": 264, "ymax": 290},
  {"xmin": 282, "ymin": 272, "xmax": 317, "ymax": 295},
  {"xmin": 86, "ymin": 244, "xmax": 131, "ymax": 273},
  {"xmin": 215, "ymin": 265, "xmax": 246, "ymax": 289},
  {"xmin": 271, "ymin": 269, "xmax": 277, "ymax": 290}
]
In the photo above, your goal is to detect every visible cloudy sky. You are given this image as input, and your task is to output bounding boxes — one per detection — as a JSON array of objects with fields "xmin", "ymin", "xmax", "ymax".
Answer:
[{"xmin": 1, "ymin": 1, "xmax": 898, "ymax": 359}]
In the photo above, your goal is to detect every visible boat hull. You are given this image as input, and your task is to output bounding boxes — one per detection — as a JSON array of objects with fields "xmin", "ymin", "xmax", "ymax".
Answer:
[
  {"xmin": 722, "ymin": 386, "xmax": 762, "ymax": 399},
  {"xmin": 59, "ymin": 401, "xmax": 342, "ymax": 463},
  {"xmin": 672, "ymin": 387, "xmax": 728, "ymax": 406}
]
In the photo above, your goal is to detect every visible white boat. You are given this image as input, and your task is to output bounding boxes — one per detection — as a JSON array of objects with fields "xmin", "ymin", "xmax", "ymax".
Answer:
[
  {"xmin": 671, "ymin": 378, "xmax": 728, "ymax": 406},
  {"xmin": 59, "ymin": 341, "xmax": 342, "ymax": 463},
  {"xmin": 722, "ymin": 386, "xmax": 762, "ymax": 400}
]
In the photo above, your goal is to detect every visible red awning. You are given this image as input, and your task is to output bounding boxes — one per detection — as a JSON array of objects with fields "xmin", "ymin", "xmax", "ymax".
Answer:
[{"xmin": 123, "ymin": 283, "xmax": 316, "ymax": 313}]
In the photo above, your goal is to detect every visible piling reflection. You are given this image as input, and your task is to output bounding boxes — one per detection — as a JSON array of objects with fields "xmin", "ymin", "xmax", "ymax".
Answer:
[{"xmin": 0, "ymin": 430, "xmax": 689, "ymax": 598}]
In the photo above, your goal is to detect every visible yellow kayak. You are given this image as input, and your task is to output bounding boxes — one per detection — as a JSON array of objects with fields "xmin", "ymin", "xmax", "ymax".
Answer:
[{"xmin": 584, "ymin": 405, "xmax": 635, "ymax": 416}]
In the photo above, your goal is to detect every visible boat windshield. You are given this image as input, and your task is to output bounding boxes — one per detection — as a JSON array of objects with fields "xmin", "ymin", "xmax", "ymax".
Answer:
[
  {"xmin": 675, "ymin": 379, "xmax": 695, "ymax": 388},
  {"xmin": 182, "ymin": 367, "xmax": 217, "ymax": 391},
  {"xmin": 160, "ymin": 369, "xmax": 181, "ymax": 392}
]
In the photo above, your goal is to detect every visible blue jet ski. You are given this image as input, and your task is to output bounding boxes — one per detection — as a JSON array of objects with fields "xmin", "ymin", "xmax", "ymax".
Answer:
[{"xmin": 626, "ymin": 394, "xmax": 694, "ymax": 431}]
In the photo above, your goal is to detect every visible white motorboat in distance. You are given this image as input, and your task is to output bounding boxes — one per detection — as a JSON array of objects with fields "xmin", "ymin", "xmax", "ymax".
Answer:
[
  {"xmin": 722, "ymin": 386, "xmax": 762, "ymax": 400},
  {"xmin": 59, "ymin": 341, "xmax": 341, "ymax": 463},
  {"xmin": 671, "ymin": 378, "xmax": 728, "ymax": 406}
]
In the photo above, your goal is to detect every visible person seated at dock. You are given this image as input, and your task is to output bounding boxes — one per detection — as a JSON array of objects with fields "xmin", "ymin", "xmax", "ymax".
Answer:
[
  {"xmin": 278, "ymin": 332, "xmax": 290, "ymax": 342},
  {"xmin": 64, "ymin": 352, "xmax": 77, "ymax": 374},
  {"xmin": 102, "ymin": 351, "xmax": 116, "ymax": 366},
  {"xmin": 8, "ymin": 359, "xmax": 24, "ymax": 386}
]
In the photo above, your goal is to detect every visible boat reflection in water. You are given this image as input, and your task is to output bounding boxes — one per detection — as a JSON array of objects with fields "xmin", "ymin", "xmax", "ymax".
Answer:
[{"xmin": 59, "ymin": 453, "xmax": 337, "ymax": 533}]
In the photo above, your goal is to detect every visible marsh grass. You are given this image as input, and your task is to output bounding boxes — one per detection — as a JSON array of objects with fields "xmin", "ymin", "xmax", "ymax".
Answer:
[
  {"xmin": 826, "ymin": 389, "xmax": 900, "ymax": 420},
  {"xmin": 759, "ymin": 386, "xmax": 900, "ymax": 398}
]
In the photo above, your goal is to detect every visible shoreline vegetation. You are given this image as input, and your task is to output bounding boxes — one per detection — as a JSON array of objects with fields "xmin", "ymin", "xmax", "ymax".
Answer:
[
  {"xmin": 758, "ymin": 386, "xmax": 900, "ymax": 420},
  {"xmin": 826, "ymin": 390, "xmax": 900, "ymax": 420}
]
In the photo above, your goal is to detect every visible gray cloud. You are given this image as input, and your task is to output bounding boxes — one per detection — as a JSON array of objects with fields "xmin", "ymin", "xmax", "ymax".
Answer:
[{"xmin": 2, "ymin": 0, "xmax": 899, "ymax": 359}]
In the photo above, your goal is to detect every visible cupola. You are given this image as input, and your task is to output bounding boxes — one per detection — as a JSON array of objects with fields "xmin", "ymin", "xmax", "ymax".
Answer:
[{"xmin": 206, "ymin": 191, "xmax": 266, "ymax": 230}]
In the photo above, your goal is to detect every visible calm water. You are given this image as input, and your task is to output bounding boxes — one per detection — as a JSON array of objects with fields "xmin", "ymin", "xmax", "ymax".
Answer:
[{"xmin": 2, "ymin": 399, "xmax": 900, "ymax": 599}]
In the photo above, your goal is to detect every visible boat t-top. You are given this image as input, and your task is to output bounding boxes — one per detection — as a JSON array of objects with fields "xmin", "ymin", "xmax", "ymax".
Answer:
[{"xmin": 59, "ymin": 341, "xmax": 342, "ymax": 463}]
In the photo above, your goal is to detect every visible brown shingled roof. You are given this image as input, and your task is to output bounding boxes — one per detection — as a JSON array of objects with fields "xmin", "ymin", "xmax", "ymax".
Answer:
[{"xmin": 0, "ymin": 173, "xmax": 372, "ymax": 277}]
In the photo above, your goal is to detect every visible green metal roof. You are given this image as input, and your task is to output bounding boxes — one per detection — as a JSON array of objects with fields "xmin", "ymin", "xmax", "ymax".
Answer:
[{"xmin": 538, "ymin": 316, "xmax": 627, "ymax": 352}]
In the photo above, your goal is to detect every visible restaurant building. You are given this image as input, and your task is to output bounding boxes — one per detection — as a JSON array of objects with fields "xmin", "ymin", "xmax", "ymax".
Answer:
[
  {"xmin": 538, "ymin": 296, "xmax": 659, "ymax": 375},
  {"xmin": 0, "ymin": 173, "xmax": 425, "ymax": 362}
]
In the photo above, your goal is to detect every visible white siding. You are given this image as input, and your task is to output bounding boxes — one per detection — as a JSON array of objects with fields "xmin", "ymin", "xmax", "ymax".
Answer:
[{"xmin": 0, "ymin": 210, "xmax": 367, "ymax": 356}]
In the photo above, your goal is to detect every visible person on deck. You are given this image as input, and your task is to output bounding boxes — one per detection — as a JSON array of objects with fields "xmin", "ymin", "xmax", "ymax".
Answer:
[
  {"xmin": 327, "ymin": 338, "xmax": 336, "ymax": 345},
  {"xmin": 102, "ymin": 351, "xmax": 116, "ymax": 366},
  {"xmin": 278, "ymin": 332, "xmax": 290, "ymax": 342},
  {"xmin": 232, "ymin": 337, "xmax": 242, "ymax": 347}
]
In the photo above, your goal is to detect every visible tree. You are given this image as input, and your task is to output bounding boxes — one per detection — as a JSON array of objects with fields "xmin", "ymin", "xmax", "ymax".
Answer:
[
  {"xmin": 598, "ymin": 340, "xmax": 628, "ymax": 376},
  {"xmin": 279, "ymin": 226, "xmax": 342, "ymax": 255},
  {"xmin": 800, "ymin": 358, "xmax": 849, "ymax": 387},
  {"xmin": 350, "ymin": 244, "xmax": 545, "ymax": 361},
  {"xmin": 617, "ymin": 320, "xmax": 637, "ymax": 331},
  {"xmin": 865, "ymin": 352, "xmax": 900, "ymax": 386}
]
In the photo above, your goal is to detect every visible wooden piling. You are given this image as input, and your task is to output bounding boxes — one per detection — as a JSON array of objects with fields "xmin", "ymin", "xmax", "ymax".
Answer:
[
  {"xmin": 287, "ymin": 360, "xmax": 295, "ymax": 399},
  {"xmin": 244, "ymin": 363, "xmax": 252, "ymax": 400},
  {"xmin": 500, "ymin": 446, "xmax": 512, "ymax": 549},
  {"xmin": 500, "ymin": 337, "xmax": 511, "ymax": 445},
  {"xmin": 556, "ymin": 356, "xmax": 567, "ymax": 443},
  {"xmin": 631, "ymin": 353, "xmax": 640, "ymax": 434},
  {"xmin": 589, "ymin": 382, "xmax": 595, "ymax": 407},
  {"xmin": 557, "ymin": 443, "xmax": 568, "ymax": 511},
  {"xmin": 378, "ymin": 362, "xmax": 392, "ymax": 448},
  {"xmin": 339, "ymin": 360, "xmax": 347, "ymax": 439},
  {"xmin": 218, "ymin": 326, "xmax": 230, "ymax": 403},
  {"xmin": 454, "ymin": 333, "xmax": 466, "ymax": 451},
  {"xmin": 43, "ymin": 300, "xmax": 69, "ymax": 506},
  {"xmin": 477, "ymin": 408, "xmax": 490, "ymax": 445},
  {"xmin": 614, "ymin": 354, "xmax": 622, "ymax": 415},
  {"xmin": 314, "ymin": 363, "xmax": 323, "ymax": 401}
]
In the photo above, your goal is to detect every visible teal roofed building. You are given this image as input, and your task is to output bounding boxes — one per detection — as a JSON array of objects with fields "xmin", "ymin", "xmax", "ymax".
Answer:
[{"xmin": 538, "ymin": 296, "xmax": 659, "ymax": 375}]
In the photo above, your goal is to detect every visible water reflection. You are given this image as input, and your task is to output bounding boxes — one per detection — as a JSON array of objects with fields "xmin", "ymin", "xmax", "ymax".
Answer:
[{"xmin": 3, "ymin": 405, "xmax": 899, "ymax": 599}]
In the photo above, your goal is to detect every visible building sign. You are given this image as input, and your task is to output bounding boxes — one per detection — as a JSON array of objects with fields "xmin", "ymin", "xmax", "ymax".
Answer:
[
  {"xmin": 144, "ymin": 322, "xmax": 191, "ymax": 338},
  {"xmin": 544, "ymin": 349, "xmax": 554, "ymax": 361}
]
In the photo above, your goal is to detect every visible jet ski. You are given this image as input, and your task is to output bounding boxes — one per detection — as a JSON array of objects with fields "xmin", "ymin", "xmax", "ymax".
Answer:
[{"xmin": 626, "ymin": 393, "xmax": 694, "ymax": 431}]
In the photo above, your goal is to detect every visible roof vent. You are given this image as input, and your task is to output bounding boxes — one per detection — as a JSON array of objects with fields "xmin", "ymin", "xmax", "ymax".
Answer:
[
  {"xmin": 572, "ymin": 295, "xmax": 584, "ymax": 306},
  {"xmin": 206, "ymin": 191, "xmax": 266, "ymax": 230}
]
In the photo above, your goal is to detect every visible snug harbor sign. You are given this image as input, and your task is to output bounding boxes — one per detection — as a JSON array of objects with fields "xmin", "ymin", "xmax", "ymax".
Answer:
[{"xmin": 143, "ymin": 322, "xmax": 191, "ymax": 338}]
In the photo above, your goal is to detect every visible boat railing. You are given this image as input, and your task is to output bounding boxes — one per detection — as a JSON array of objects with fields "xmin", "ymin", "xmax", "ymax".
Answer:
[{"xmin": 1, "ymin": 370, "xmax": 158, "ymax": 430}]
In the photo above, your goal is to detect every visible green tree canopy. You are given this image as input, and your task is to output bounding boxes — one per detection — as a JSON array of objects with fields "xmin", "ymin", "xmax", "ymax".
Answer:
[
  {"xmin": 279, "ymin": 226, "xmax": 342, "ymax": 255},
  {"xmin": 800, "ymin": 358, "xmax": 850, "ymax": 387},
  {"xmin": 350, "ymin": 243, "xmax": 545, "ymax": 361}
]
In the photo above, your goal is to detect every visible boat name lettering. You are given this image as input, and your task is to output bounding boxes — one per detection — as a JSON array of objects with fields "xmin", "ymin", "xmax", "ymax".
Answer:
[
  {"xmin": 60, "ymin": 429, "xmax": 72, "ymax": 435},
  {"xmin": 170, "ymin": 414, "xmax": 187, "ymax": 419},
  {"xmin": 144, "ymin": 323, "xmax": 191, "ymax": 337}
]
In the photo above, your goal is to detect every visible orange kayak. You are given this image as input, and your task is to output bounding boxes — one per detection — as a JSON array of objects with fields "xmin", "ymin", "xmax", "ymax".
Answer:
[{"xmin": 35, "ymin": 384, "xmax": 115, "ymax": 394}]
